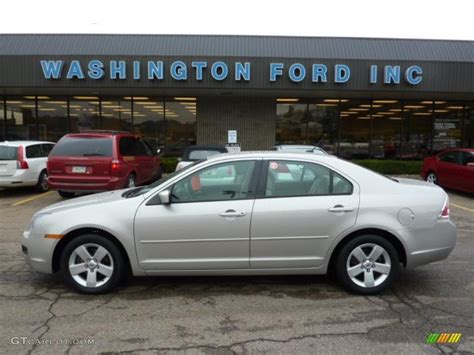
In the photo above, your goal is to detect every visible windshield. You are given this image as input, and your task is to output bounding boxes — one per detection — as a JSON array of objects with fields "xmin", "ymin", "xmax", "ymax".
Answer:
[{"xmin": 123, "ymin": 159, "xmax": 204, "ymax": 198}]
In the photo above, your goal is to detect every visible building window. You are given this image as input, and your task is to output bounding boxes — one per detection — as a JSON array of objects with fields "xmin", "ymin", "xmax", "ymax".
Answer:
[
  {"xmin": 0, "ymin": 97, "xmax": 5, "ymax": 141},
  {"xmin": 276, "ymin": 100, "xmax": 309, "ymax": 145},
  {"xmin": 307, "ymin": 100, "xmax": 339, "ymax": 154},
  {"xmin": 464, "ymin": 103, "xmax": 474, "ymax": 148},
  {"xmin": 401, "ymin": 101, "xmax": 433, "ymax": 159},
  {"xmin": 69, "ymin": 96, "xmax": 100, "ymax": 133},
  {"xmin": 371, "ymin": 100, "xmax": 402, "ymax": 159},
  {"xmin": 339, "ymin": 99, "xmax": 371, "ymax": 159},
  {"xmin": 5, "ymin": 97, "xmax": 37, "ymax": 140},
  {"xmin": 37, "ymin": 97, "xmax": 68, "ymax": 142},
  {"xmin": 132, "ymin": 96, "xmax": 165, "ymax": 152},
  {"xmin": 101, "ymin": 97, "xmax": 132, "ymax": 132},
  {"xmin": 163, "ymin": 98, "xmax": 197, "ymax": 157},
  {"xmin": 432, "ymin": 101, "xmax": 463, "ymax": 153}
]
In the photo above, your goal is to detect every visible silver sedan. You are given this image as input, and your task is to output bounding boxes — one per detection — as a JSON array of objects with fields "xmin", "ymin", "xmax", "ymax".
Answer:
[{"xmin": 22, "ymin": 152, "xmax": 456, "ymax": 294}]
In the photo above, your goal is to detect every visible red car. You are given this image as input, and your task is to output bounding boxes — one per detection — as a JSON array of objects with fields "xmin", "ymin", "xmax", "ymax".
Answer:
[
  {"xmin": 48, "ymin": 131, "xmax": 162, "ymax": 198},
  {"xmin": 421, "ymin": 148, "xmax": 474, "ymax": 194}
]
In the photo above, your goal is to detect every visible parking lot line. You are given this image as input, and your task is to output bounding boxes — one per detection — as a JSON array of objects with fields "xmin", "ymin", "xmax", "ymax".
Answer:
[
  {"xmin": 11, "ymin": 191, "xmax": 53, "ymax": 206},
  {"xmin": 450, "ymin": 203, "xmax": 474, "ymax": 213}
]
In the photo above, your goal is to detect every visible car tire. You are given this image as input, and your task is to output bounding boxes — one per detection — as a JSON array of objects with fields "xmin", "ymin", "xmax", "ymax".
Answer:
[
  {"xmin": 35, "ymin": 170, "xmax": 49, "ymax": 192},
  {"xmin": 425, "ymin": 171, "xmax": 438, "ymax": 185},
  {"xmin": 125, "ymin": 174, "xmax": 136, "ymax": 188},
  {"xmin": 336, "ymin": 235, "xmax": 400, "ymax": 295},
  {"xmin": 60, "ymin": 234, "xmax": 125, "ymax": 294},
  {"xmin": 58, "ymin": 191, "xmax": 75, "ymax": 199}
]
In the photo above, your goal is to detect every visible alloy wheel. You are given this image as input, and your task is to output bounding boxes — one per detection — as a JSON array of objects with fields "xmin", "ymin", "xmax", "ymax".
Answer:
[
  {"xmin": 40, "ymin": 172, "xmax": 49, "ymax": 191},
  {"xmin": 346, "ymin": 243, "xmax": 391, "ymax": 288},
  {"xmin": 426, "ymin": 172, "xmax": 437, "ymax": 184},
  {"xmin": 68, "ymin": 243, "xmax": 114, "ymax": 288}
]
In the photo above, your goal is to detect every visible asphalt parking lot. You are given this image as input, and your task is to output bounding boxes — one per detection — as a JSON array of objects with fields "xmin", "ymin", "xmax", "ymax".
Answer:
[{"xmin": 0, "ymin": 185, "xmax": 473, "ymax": 354}]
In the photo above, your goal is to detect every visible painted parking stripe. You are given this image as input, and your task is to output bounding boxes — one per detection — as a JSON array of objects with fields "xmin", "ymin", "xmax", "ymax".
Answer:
[
  {"xmin": 11, "ymin": 191, "xmax": 53, "ymax": 206},
  {"xmin": 450, "ymin": 203, "xmax": 474, "ymax": 213}
]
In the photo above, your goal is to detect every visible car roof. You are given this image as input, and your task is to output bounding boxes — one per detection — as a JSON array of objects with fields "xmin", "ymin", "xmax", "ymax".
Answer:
[
  {"xmin": 64, "ymin": 131, "xmax": 133, "ymax": 138},
  {"xmin": 438, "ymin": 148, "xmax": 474, "ymax": 154},
  {"xmin": 276, "ymin": 144, "xmax": 316, "ymax": 148},
  {"xmin": 0, "ymin": 140, "xmax": 55, "ymax": 147},
  {"xmin": 184, "ymin": 144, "xmax": 227, "ymax": 150},
  {"xmin": 206, "ymin": 151, "xmax": 339, "ymax": 162}
]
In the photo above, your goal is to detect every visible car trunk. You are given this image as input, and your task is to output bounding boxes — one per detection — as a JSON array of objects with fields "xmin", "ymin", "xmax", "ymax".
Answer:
[
  {"xmin": 48, "ymin": 156, "xmax": 113, "ymax": 179},
  {"xmin": 0, "ymin": 146, "xmax": 19, "ymax": 177}
]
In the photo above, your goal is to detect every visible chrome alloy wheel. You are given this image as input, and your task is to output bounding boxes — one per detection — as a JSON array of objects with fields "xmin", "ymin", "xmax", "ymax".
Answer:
[
  {"xmin": 426, "ymin": 172, "xmax": 437, "ymax": 184},
  {"xmin": 68, "ymin": 243, "xmax": 114, "ymax": 288},
  {"xmin": 346, "ymin": 243, "xmax": 391, "ymax": 288}
]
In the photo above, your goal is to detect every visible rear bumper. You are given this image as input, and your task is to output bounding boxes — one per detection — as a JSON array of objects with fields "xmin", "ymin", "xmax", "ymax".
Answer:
[
  {"xmin": 404, "ymin": 220, "xmax": 457, "ymax": 269},
  {"xmin": 48, "ymin": 175, "xmax": 126, "ymax": 192},
  {"xmin": 0, "ymin": 170, "xmax": 37, "ymax": 187}
]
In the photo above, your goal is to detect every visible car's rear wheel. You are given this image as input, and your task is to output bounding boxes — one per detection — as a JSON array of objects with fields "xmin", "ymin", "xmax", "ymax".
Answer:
[
  {"xmin": 426, "ymin": 171, "xmax": 438, "ymax": 185},
  {"xmin": 36, "ymin": 170, "xmax": 49, "ymax": 192},
  {"xmin": 58, "ymin": 191, "xmax": 75, "ymax": 199},
  {"xmin": 60, "ymin": 235, "xmax": 124, "ymax": 294},
  {"xmin": 125, "ymin": 174, "xmax": 136, "ymax": 188},
  {"xmin": 336, "ymin": 235, "xmax": 399, "ymax": 295}
]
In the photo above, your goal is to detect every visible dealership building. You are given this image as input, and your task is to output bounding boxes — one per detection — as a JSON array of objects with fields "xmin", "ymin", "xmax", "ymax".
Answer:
[{"xmin": 0, "ymin": 34, "xmax": 473, "ymax": 159}]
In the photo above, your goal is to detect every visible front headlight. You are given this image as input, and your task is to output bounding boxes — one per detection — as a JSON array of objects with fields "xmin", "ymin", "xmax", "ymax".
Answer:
[{"xmin": 26, "ymin": 212, "xmax": 51, "ymax": 232}]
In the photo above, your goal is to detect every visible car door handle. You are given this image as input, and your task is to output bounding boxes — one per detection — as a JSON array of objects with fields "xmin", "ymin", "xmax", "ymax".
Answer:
[
  {"xmin": 328, "ymin": 205, "xmax": 354, "ymax": 213},
  {"xmin": 219, "ymin": 210, "xmax": 246, "ymax": 218}
]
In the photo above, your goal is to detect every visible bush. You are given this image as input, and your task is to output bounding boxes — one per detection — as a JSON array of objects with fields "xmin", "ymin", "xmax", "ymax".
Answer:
[
  {"xmin": 352, "ymin": 160, "xmax": 423, "ymax": 175},
  {"xmin": 161, "ymin": 157, "xmax": 179, "ymax": 173}
]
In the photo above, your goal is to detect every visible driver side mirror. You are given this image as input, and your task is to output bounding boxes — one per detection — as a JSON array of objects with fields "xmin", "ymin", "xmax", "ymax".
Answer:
[{"xmin": 158, "ymin": 189, "xmax": 171, "ymax": 204}]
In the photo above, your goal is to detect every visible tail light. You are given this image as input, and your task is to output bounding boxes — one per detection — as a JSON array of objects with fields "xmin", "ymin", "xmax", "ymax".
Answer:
[
  {"xmin": 16, "ymin": 145, "xmax": 29, "ymax": 169},
  {"xmin": 439, "ymin": 198, "xmax": 450, "ymax": 219},
  {"xmin": 111, "ymin": 160, "xmax": 122, "ymax": 173}
]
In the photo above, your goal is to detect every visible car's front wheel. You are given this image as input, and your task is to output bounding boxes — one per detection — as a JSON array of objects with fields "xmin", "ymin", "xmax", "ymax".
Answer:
[
  {"xmin": 336, "ymin": 235, "xmax": 399, "ymax": 295},
  {"xmin": 60, "ymin": 235, "xmax": 124, "ymax": 294},
  {"xmin": 425, "ymin": 171, "xmax": 438, "ymax": 185}
]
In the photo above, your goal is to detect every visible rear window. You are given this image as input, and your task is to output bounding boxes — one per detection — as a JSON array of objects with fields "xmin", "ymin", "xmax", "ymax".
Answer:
[
  {"xmin": 187, "ymin": 150, "xmax": 224, "ymax": 160},
  {"xmin": 50, "ymin": 137, "xmax": 113, "ymax": 157},
  {"xmin": 0, "ymin": 146, "xmax": 18, "ymax": 160}
]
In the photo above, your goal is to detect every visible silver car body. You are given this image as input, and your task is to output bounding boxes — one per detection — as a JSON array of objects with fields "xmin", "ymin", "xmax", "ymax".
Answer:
[
  {"xmin": 274, "ymin": 145, "xmax": 328, "ymax": 155},
  {"xmin": 23, "ymin": 152, "xmax": 456, "ymax": 277}
]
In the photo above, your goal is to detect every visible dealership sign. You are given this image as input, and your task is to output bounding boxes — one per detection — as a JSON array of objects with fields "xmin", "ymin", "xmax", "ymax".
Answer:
[{"xmin": 40, "ymin": 60, "xmax": 423, "ymax": 85}]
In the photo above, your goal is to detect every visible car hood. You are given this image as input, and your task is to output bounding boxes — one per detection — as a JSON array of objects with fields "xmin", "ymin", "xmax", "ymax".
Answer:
[{"xmin": 39, "ymin": 189, "xmax": 141, "ymax": 215}]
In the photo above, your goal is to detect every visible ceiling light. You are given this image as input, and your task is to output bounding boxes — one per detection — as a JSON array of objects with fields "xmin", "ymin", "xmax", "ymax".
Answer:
[
  {"xmin": 373, "ymin": 100, "xmax": 398, "ymax": 104},
  {"xmin": 413, "ymin": 112, "xmax": 432, "ymax": 116},
  {"xmin": 446, "ymin": 106, "xmax": 463, "ymax": 110},
  {"xmin": 349, "ymin": 108, "xmax": 369, "ymax": 111},
  {"xmin": 434, "ymin": 109, "xmax": 449, "ymax": 113},
  {"xmin": 73, "ymin": 96, "xmax": 99, "ymax": 100},
  {"xmin": 376, "ymin": 112, "xmax": 396, "ymax": 115},
  {"xmin": 389, "ymin": 109, "xmax": 403, "ymax": 112},
  {"xmin": 404, "ymin": 105, "xmax": 425, "ymax": 109},
  {"xmin": 174, "ymin": 97, "xmax": 196, "ymax": 101},
  {"xmin": 316, "ymin": 104, "xmax": 337, "ymax": 107},
  {"xmin": 276, "ymin": 98, "xmax": 299, "ymax": 102},
  {"xmin": 389, "ymin": 117, "xmax": 402, "ymax": 120},
  {"xmin": 6, "ymin": 101, "xmax": 23, "ymax": 104},
  {"xmin": 38, "ymin": 108, "xmax": 56, "ymax": 111},
  {"xmin": 24, "ymin": 96, "xmax": 51, "ymax": 100},
  {"xmin": 420, "ymin": 101, "xmax": 446, "ymax": 104},
  {"xmin": 323, "ymin": 99, "xmax": 340, "ymax": 103},
  {"xmin": 20, "ymin": 105, "xmax": 36, "ymax": 108},
  {"xmin": 124, "ymin": 96, "xmax": 149, "ymax": 100}
]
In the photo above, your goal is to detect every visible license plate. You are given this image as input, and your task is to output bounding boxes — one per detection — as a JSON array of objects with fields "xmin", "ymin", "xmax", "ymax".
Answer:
[{"xmin": 72, "ymin": 166, "xmax": 86, "ymax": 173}]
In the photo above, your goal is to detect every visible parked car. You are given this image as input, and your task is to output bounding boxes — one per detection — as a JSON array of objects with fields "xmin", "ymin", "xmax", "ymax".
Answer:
[
  {"xmin": 0, "ymin": 141, "xmax": 54, "ymax": 192},
  {"xmin": 274, "ymin": 144, "xmax": 327, "ymax": 155},
  {"xmin": 47, "ymin": 131, "xmax": 161, "ymax": 198},
  {"xmin": 421, "ymin": 148, "xmax": 474, "ymax": 194},
  {"xmin": 175, "ymin": 144, "xmax": 228, "ymax": 171},
  {"xmin": 23, "ymin": 152, "xmax": 455, "ymax": 295}
]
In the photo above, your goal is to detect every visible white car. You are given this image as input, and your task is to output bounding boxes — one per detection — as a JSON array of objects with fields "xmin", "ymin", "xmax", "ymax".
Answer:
[{"xmin": 0, "ymin": 141, "xmax": 55, "ymax": 191}]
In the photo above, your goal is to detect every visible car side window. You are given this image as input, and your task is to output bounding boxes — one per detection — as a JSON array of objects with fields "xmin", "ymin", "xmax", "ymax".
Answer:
[
  {"xmin": 171, "ymin": 161, "xmax": 256, "ymax": 203},
  {"xmin": 460, "ymin": 152, "xmax": 474, "ymax": 166},
  {"xmin": 138, "ymin": 139, "xmax": 152, "ymax": 156},
  {"xmin": 25, "ymin": 144, "xmax": 43, "ymax": 158},
  {"xmin": 264, "ymin": 160, "xmax": 352, "ymax": 197},
  {"xmin": 439, "ymin": 151, "xmax": 461, "ymax": 164},
  {"xmin": 41, "ymin": 144, "xmax": 54, "ymax": 157},
  {"xmin": 119, "ymin": 137, "xmax": 134, "ymax": 156}
]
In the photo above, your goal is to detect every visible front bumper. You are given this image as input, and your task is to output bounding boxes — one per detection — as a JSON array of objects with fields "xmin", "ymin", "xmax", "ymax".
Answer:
[
  {"xmin": 404, "ymin": 219, "xmax": 457, "ymax": 269},
  {"xmin": 21, "ymin": 230, "xmax": 56, "ymax": 274}
]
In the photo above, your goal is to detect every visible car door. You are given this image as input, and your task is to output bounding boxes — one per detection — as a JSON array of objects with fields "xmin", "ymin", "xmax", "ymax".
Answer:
[
  {"xmin": 437, "ymin": 150, "xmax": 461, "ymax": 188},
  {"xmin": 134, "ymin": 159, "xmax": 260, "ymax": 270},
  {"xmin": 25, "ymin": 144, "xmax": 46, "ymax": 182},
  {"xmin": 250, "ymin": 159, "xmax": 359, "ymax": 269},
  {"xmin": 458, "ymin": 152, "xmax": 474, "ymax": 192}
]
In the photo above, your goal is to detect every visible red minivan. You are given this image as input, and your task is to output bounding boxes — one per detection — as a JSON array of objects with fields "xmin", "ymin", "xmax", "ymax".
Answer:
[{"xmin": 48, "ymin": 131, "xmax": 162, "ymax": 198}]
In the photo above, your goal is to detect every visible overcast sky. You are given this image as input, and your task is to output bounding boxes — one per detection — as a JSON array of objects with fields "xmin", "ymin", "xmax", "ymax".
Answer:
[{"xmin": 2, "ymin": 0, "xmax": 473, "ymax": 40}]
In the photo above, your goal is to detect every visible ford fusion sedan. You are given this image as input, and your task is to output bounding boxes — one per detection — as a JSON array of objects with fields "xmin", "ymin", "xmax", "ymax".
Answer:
[{"xmin": 23, "ymin": 152, "xmax": 456, "ymax": 294}]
